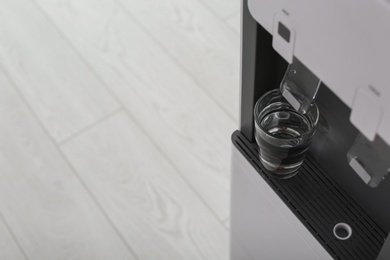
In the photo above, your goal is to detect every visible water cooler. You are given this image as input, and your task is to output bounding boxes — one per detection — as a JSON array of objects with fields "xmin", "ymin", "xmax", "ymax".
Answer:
[{"xmin": 230, "ymin": 0, "xmax": 390, "ymax": 259}]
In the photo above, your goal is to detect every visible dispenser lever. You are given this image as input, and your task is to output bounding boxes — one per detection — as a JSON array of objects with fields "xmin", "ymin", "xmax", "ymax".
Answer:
[
  {"xmin": 280, "ymin": 58, "xmax": 321, "ymax": 114},
  {"xmin": 347, "ymin": 134, "xmax": 390, "ymax": 188}
]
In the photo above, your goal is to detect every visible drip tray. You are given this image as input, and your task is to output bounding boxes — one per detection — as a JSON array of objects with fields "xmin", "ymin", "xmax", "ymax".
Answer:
[{"xmin": 232, "ymin": 130, "xmax": 386, "ymax": 260}]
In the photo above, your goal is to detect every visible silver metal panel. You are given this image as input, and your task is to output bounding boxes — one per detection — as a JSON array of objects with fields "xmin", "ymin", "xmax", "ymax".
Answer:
[
  {"xmin": 247, "ymin": 0, "xmax": 390, "ymax": 146},
  {"xmin": 230, "ymin": 145, "xmax": 332, "ymax": 260}
]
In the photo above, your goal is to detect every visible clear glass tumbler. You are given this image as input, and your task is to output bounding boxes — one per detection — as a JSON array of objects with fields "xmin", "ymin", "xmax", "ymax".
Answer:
[{"xmin": 254, "ymin": 89, "xmax": 319, "ymax": 178}]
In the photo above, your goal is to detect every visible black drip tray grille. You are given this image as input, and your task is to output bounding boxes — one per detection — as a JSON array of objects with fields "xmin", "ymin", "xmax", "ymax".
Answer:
[{"xmin": 232, "ymin": 130, "xmax": 386, "ymax": 260}]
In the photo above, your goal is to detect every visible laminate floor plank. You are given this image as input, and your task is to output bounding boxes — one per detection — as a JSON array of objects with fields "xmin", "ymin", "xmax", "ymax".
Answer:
[
  {"xmin": 199, "ymin": 0, "xmax": 240, "ymax": 19},
  {"xmin": 61, "ymin": 112, "xmax": 228, "ymax": 260},
  {"xmin": 116, "ymin": 0, "xmax": 240, "ymax": 122},
  {"xmin": 223, "ymin": 218, "xmax": 230, "ymax": 230},
  {"xmin": 36, "ymin": 0, "xmax": 233, "ymax": 221},
  {"xmin": 226, "ymin": 11, "xmax": 241, "ymax": 35},
  {"xmin": 0, "ymin": 214, "xmax": 26, "ymax": 260},
  {"xmin": 0, "ymin": 0, "xmax": 120, "ymax": 143},
  {"xmin": 0, "ymin": 69, "xmax": 135, "ymax": 260},
  {"xmin": 1, "ymin": 0, "xmax": 235, "ymax": 258}
]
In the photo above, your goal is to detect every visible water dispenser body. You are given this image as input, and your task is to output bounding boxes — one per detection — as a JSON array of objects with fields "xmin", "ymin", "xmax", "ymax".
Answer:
[{"xmin": 231, "ymin": 0, "xmax": 390, "ymax": 259}]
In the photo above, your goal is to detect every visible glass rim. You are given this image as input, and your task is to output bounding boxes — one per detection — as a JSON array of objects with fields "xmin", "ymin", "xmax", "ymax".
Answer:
[{"xmin": 254, "ymin": 89, "xmax": 319, "ymax": 141}]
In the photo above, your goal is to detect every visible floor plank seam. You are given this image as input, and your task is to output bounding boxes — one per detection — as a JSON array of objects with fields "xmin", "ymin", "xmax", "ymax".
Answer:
[
  {"xmin": 29, "ymin": 0, "xmax": 124, "ymax": 116},
  {"xmin": 34, "ymin": 0, "xmax": 237, "ymax": 125},
  {"xmin": 2, "ymin": 61, "xmax": 140, "ymax": 260},
  {"xmin": 223, "ymin": 218, "xmax": 230, "ymax": 229},
  {"xmin": 197, "ymin": 1, "xmax": 240, "ymax": 36},
  {"xmin": 197, "ymin": 1, "xmax": 236, "ymax": 22},
  {"xmin": 109, "ymin": 1, "xmax": 233, "ymax": 227},
  {"xmin": 1, "ymin": 1, "xmax": 232, "ymax": 258},
  {"xmin": 223, "ymin": 10, "xmax": 240, "ymax": 23},
  {"xmin": 56, "ymin": 143, "xmax": 141, "ymax": 260},
  {"xmin": 33, "ymin": 0, "xmax": 231, "ymax": 225},
  {"xmin": 120, "ymin": 106, "xmax": 229, "ymax": 229},
  {"xmin": 0, "ymin": 211, "xmax": 29, "ymax": 260},
  {"xmin": 114, "ymin": 0, "xmax": 237, "ymax": 124},
  {"xmin": 58, "ymin": 107, "xmax": 124, "ymax": 146}
]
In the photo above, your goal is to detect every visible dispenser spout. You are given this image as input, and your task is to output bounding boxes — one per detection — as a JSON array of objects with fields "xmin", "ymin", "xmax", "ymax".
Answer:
[
  {"xmin": 348, "ymin": 134, "xmax": 390, "ymax": 188},
  {"xmin": 280, "ymin": 58, "xmax": 321, "ymax": 114}
]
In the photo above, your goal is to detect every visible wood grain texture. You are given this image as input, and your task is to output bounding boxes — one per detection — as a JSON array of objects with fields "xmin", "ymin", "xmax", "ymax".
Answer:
[
  {"xmin": 0, "ymin": 214, "xmax": 26, "ymax": 260},
  {"xmin": 226, "ymin": 11, "xmax": 241, "ymax": 35},
  {"xmin": 116, "ymin": 0, "xmax": 240, "ymax": 122},
  {"xmin": 199, "ymin": 0, "xmax": 240, "ymax": 19},
  {"xmin": 61, "ymin": 112, "xmax": 228, "ymax": 260},
  {"xmin": 0, "ymin": 70, "xmax": 135, "ymax": 259},
  {"xmin": 223, "ymin": 218, "xmax": 230, "ymax": 230},
  {"xmin": 0, "ymin": 0, "xmax": 120, "ymax": 143},
  {"xmin": 36, "ymin": 0, "xmax": 234, "ymax": 221}
]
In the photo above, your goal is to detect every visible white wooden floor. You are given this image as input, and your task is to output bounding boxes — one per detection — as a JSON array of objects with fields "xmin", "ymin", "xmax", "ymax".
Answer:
[{"xmin": 0, "ymin": 0, "xmax": 239, "ymax": 259}]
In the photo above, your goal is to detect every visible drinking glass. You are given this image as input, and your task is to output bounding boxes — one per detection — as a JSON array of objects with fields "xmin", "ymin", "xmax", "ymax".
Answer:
[{"xmin": 254, "ymin": 89, "xmax": 319, "ymax": 178}]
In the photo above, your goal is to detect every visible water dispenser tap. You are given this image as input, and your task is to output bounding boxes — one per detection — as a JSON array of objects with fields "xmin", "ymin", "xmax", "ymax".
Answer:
[
  {"xmin": 280, "ymin": 58, "xmax": 321, "ymax": 114},
  {"xmin": 347, "ymin": 134, "xmax": 390, "ymax": 188}
]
